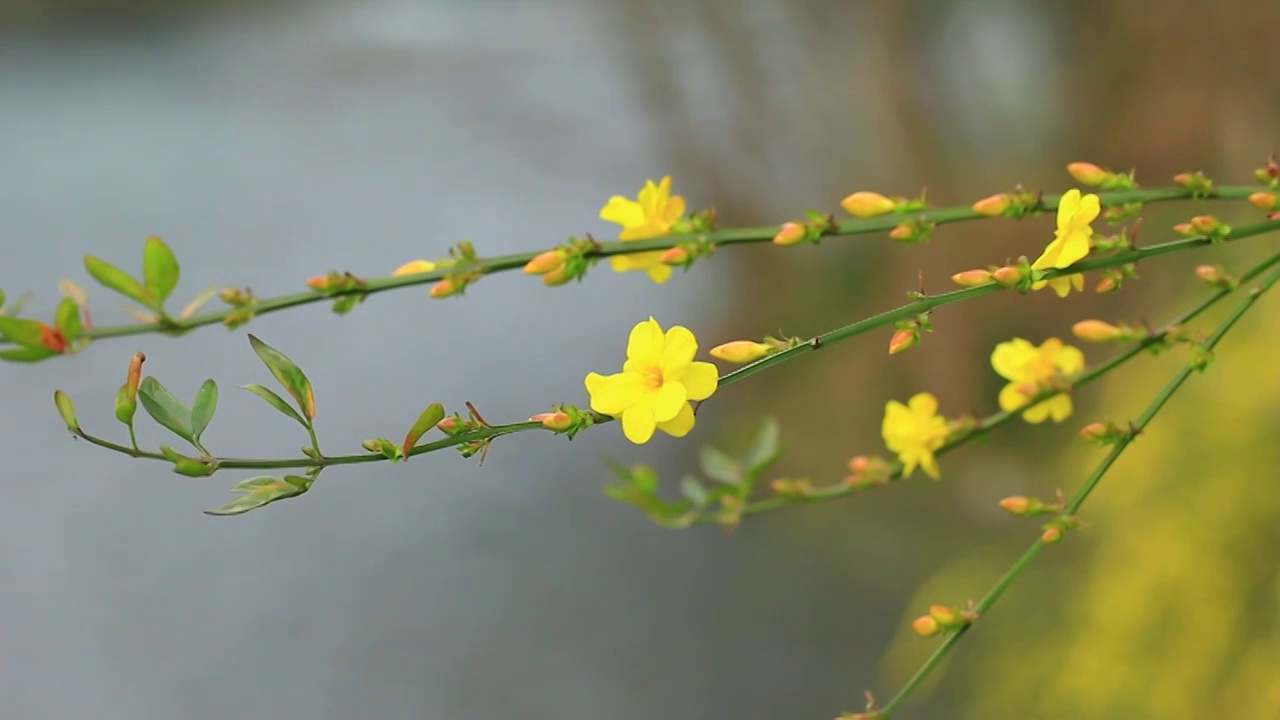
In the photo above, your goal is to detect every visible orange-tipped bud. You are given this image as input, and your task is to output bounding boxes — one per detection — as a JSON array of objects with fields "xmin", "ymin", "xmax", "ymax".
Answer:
[
  {"xmin": 1067, "ymin": 161, "xmax": 1108, "ymax": 186},
  {"xmin": 1172, "ymin": 172, "xmax": 1193, "ymax": 186},
  {"xmin": 1189, "ymin": 215, "xmax": 1219, "ymax": 235},
  {"xmin": 772, "ymin": 221, "xmax": 807, "ymax": 246},
  {"xmin": 1094, "ymin": 275, "xmax": 1119, "ymax": 294},
  {"xmin": 305, "ymin": 274, "xmax": 330, "ymax": 291},
  {"xmin": 999, "ymin": 496, "xmax": 1032, "ymax": 515},
  {"xmin": 219, "ymin": 287, "xmax": 244, "ymax": 304},
  {"xmin": 541, "ymin": 264, "xmax": 574, "ymax": 286},
  {"xmin": 1195, "ymin": 264, "xmax": 1233, "ymax": 287},
  {"xmin": 840, "ymin": 191, "xmax": 895, "ymax": 218},
  {"xmin": 1248, "ymin": 191, "xmax": 1277, "ymax": 211},
  {"xmin": 972, "ymin": 193, "xmax": 1012, "ymax": 217},
  {"xmin": 658, "ymin": 246, "xmax": 689, "ymax": 265},
  {"xmin": 393, "ymin": 259, "xmax": 437, "ymax": 276},
  {"xmin": 1040, "ymin": 526, "xmax": 1064, "ymax": 544},
  {"xmin": 992, "ymin": 266, "xmax": 1023, "ymax": 287},
  {"xmin": 125, "ymin": 351, "xmax": 145, "ymax": 393},
  {"xmin": 888, "ymin": 222, "xmax": 915, "ymax": 241},
  {"xmin": 1172, "ymin": 222, "xmax": 1195, "ymax": 237},
  {"xmin": 928, "ymin": 604, "xmax": 959, "ymax": 626},
  {"xmin": 847, "ymin": 455, "xmax": 870, "ymax": 473},
  {"xmin": 1078, "ymin": 422, "xmax": 1111, "ymax": 442},
  {"xmin": 709, "ymin": 340, "xmax": 772, "ymax": 364},
  {"xmin": 523, "ymin": 249, "xmax": 567, "ymax": 275},
  {"xmin": 1072, "ymin": 319, "xmax": 1127, "ymax": 343},
  {"xmin": 951, "ymin": 269, "xmax": 993, "ymax": 287},
  {"xmin": 429, "ymin": 278, "xmax": 461, "ymax": 298},
  {"xmin": 361, "ymin": 438, "xmax": 381, "ymax": 452},
  {"xmin": 38, "ymin": 322, "xmax": 68, "ymax": 353},
  {"xmin": 911, "ymin": 615, "xmax": 940, "ymax": 637},
  {"xmin": 530, "ymin": 411, "xmax": 573, "ymax": 431},
  {"xmin": 888, "ymin": 328, "xmax": 917, "ymax": 355},
  {"xmin": 436, "ymin": 416, "xmax": 462, "ymax": 434}
]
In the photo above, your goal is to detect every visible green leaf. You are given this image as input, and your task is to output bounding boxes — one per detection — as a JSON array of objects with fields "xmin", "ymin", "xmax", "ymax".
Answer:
[
  {"xmin": 53, "ymin": 297, "xmax": 83, "ymax": 340},
  {"xmin": 142, "ymin": 235, "xmax": 180, "ymax": 305},
  {"xmin": 699, "ymin": 446, "xmax": 741, "ymax": 485},
  {"xmin": 138, "ymin": 376, "xmax": 195, "ymax": 444},
  {"xmin": 191, "ymin": 378, "xmax": 218, "ymax": 440},
  {"xmin": 247, "ymin": 334, "xmax": 315, "ymax": 421},
  {"xmin": 205, "ymin": 474, "xmax": 312, "ymax": 516},
  {"xmin": 240, "ymin": 383, "xmax": 309, "ymax": 430},
  {"xmin": 84, "ymin": 255, "xmax": 156, "ymax": 310},
  {"xmin": 0, "ymin": 346, "xmax": 57, "ymax": 362},
  {"xmin": 53, "ymin": 390, "xmax": 79, "ymax": 431},
  {"xmin": 402, "ymin": 401, "xmax": 445, "ymax": 455},
  {"xmin": 680, "ymin": 476, "xmax": 708, "ymax": 508},
  {"xmin": 0, "ymin": 316, "xmax": 48, "ymax": 349},
  {"xmin": 742, "ymin": 416, "xmax": 782, "ymax": 478}
]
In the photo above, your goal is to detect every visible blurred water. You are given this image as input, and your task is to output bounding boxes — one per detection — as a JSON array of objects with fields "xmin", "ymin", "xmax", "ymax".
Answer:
[{"xmin": 0, "ymin": 2, "xmax": 897, "ymax": 718}]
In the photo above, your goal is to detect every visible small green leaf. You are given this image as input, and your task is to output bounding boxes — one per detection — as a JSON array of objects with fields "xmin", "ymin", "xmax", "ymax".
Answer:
[
  {"xmin": 53, "ymin": 390, "xmax": 79, "ymax": 431},
  {"xmin": 247, "ymin": 334, "xmax": 315, "ymax": 420},
  {"xmin": 205, "ymin": 474, "xmax": 311, "ymax": 516},
  {"xmin": 680, "ymin": 476, "xmax": 708, "ymax": 508},
  {"xmin": 138, "ymin": 376, "xmax": 195, "ymax": 444},
  {"xmin": 402, "ymin": 401, "xmax": 445, "ymax": 456},
  {"xmin": 699, "ymin": 446, "xmax": 741, "ymax": 485},
  {"xmin": 159, "ymin": 445, "xmax": 215, "ymax": 476},
  {"xmin": 742, "ymin": 416, "xmax": 782, "ymax": 478},
  {"xmin": 191, "ymin": 378, "xmax": 218, "ymax": 440},
  {"xmin": 0, "ymin": 346, "xmax": 56, "ymax": 362},
  {"xmin": 240, "ymin": 383, "xmax": 309, "ymax": 430},
  {"xmin": 0, "ymin": 316, "xmax": 48, "ymax": 349},
  {"xmin": 84, "ymin": 255, "xmax": 156, "ymax": 310},
  {"xmin": 53, "ymin": 297, "xmax": 83, "ymax": 340},
  {"xmin": 142, "ymin": 235, "xmax": 180, "ymax": 305}
]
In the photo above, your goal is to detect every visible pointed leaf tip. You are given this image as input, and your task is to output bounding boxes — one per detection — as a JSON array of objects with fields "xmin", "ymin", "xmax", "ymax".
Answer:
[
  {"xmin": 247, "ymin": 334, "xmax": 316, "ymax": 421},
  {"xmin": 402, "ymin": 402, "xmax": 446, "ymax": 456},
  {"xmin": 138, "ymin": 376, "xmax": 196, "ymax": 445},
  {"xmin": 84, "ymin": 255, "xmax": 156, "ymax": 310},
  {"xmin": 142, "ymin": 235, "xmax": 180, "ymax": 305},
  {"xmin": 191, "ymin": 378, "xmax": 219, "ymax": 440}
]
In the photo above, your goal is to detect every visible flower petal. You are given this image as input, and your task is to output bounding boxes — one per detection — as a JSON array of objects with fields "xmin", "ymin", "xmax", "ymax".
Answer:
[
  {"xmin": 678, "ymin": 361, "xmax": 719, "ymax": 401},
  {"xmin": 650, "ymin": 381, "xmax": 688, "ymax": 423},
  {"xmin": 1047, "ymin": 394, "xmax": 1073, "ymax": 422},
  {"xmin": 656, "ymin": 401, "xmax": 696, "ymax": 438},
  {"xmin": 645, "ymin": 262, "xmax": 672, "ymax": 284},
  {"xmin": 600, "ymin": 196, "xmax": 645, "ymax": 228},
  {"xmin": 991, "ymin": 339, "xmax": 1035, "ymax": 380},
  {"xmin": 920, "ymin": 452, "xmax": 941, "ymax": 479},
  {"xmin": 585, "ymin": 371, "xmax": 645, "ymax": 416},
  {"xmin": 621, "ymin": 405, "xmax": 657, "ymax": 444},
  {"xmin": 627, "ymin": 317, "xmax": 665, "ymax": 366},
  {"xmin": 1057, "ymin": 345, "xmax": 1085, "ymax": 375},
  {"xmin": 1021, "ymin": 399, "xmax": 1051, "ymax": 424},
  {"xmin": 1056, "ymin": 188, "xmax": 1081, "ymax": 230},
  {"xmin": 907, "ymin": 392, "xmax": 937, "ymax": 416},
  {"xmin": 660, "ymin": 325, "xmax": 697, "ymax": 368},
  {"xmin": 998, "ymin": 383, "xmax": 1028, "ymax": 412}
]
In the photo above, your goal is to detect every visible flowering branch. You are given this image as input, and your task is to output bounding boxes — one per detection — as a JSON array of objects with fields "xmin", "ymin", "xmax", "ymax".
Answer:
[{"xmin": 867, "ymin": 254, "xmax": 1280, "ymax": 720}]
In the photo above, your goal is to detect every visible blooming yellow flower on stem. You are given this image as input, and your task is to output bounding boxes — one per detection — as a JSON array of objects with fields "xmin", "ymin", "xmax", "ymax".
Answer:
[
  {"xmin": 598, "ymin": 176, "xmax": 687, "ymax": 284},
  {"xmin": 991, "ymin": 337, "xmax": 1084, "ymax": 423},
  {"xmin": 881, "ymin": 392, "xmax": 949, "ymax": 479},
  {"xmin": 1031, "ymin": 188, "xmax": 1100, "ymax": 297},
  {"xmin": 584, "ymin": 317, "xmax": 719, "ymax": 444}
]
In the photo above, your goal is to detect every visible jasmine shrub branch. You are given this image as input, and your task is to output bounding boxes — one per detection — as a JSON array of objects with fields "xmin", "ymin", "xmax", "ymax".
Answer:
[{"xmin": 872, "ymin": 256, "xmax": 1280, "ymax": 719}]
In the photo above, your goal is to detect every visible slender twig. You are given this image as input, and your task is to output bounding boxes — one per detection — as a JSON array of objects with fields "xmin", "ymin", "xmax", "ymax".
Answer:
[
  {"xmin": 68, "ymin": 228, "xmax": 1280, "ymax": 473},
  {"xmin": 874, "ymin": 256, "xmax": 1280, "ymax": 719},
  {"xmin": 6, "ymin": 186, "xmax": 1263, "ymax": 351}
]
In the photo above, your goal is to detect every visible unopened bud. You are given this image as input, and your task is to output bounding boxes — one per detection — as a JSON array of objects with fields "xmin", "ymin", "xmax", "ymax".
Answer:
[
  {"xmin": 1248, "ymin": 191, "xmax": 1276, "ymax": 211},
  {"xmin": 530, "ymin": 411, "xmax": 573, "ymax": 431},
  {"xmin": 53, "ymin": 390, "xmax": 79, "ymax": 431},
  {"xmin": 772, "ymin": 221, "xmax": 807, "ymax": 246},
  {"xmin": 219, "ymin": 287, "xmax": 244, "ymax": 304},
  {"xmin": 1172, "ymin": 222, "xmax": 1195, "ymax": 237},
  {"xmin": 1066, "ymin": 162, "xmax": 1108, "ymax": 186},
  {"xmin": 1072, "ymin": 319, "xmax": 1127, "ymax": 342},
  {"xmin": 992, "ymin": 266, "xmax": 1023, "ymax": 287},
  {"xmin": 361, "ymin": 438, "xmax": 381, "ymax": 452},
  {"xmin": 523, "ymin": 249, "xmax": 567, "ymax": 275},
  {"xmin": 658, "ymin": 246, "xmax": 689, "ymax": 265},
  {"xmin": 436, "ymin": 416, "xmax": 462, "ymax": 434},
  {"xmin": 393, "ymin": 259, "xmax": 437, "ymax": 276},
  {"xmin": 971, "ymin": 193, "xmax": 1011, "ymax": 217},
  {"xmin": 1195, "ymin": 264, "xmax": 1233, "ymax": 287},
  {"xmin": 305, "ymin": 274, "xmax": 330, "ymax": 291},
  {"xmin": 998, "ymin": 496, "xmax": 1032, "ymax": 515},
  {"xmin": 1095, "ymin": 275, "xmax": 1119, "ymax": 294},
  {"xmin": 888, "ymin": 222, "xmax": 916, "ymax": 241},
  {"xmin": 928, "ymin": 604, "xmax": 959, "ymax": 627},
  {"xmin": 429, "ymin": 278, "xmax": 462, "ymax": 298},
  {"xmin": 1078, "ymin": 422, "xmax": 1109, "ymax": 441},
  {"xmin": 840, "ymin": 191, "xmax": 895, "ymax": 218},
  {"xmin": 951, "ymin": 269, "xmax": 993, "ymax": 287},
  {"xmin": 38, "ymin": 323, "xmax": 67, "ymax": 353},
  {"xmin": 1189, "ymin": 215, "xmax": 1220, "ymax": 235},
  {"xmin": 911, "ymin": 615, "xmax": 940, "ymax": 637},
  {"xmin": 1172, "ymin": 172, "xmax": 1193, "ymax": 186},
  {"xmin": 541, "ymin": 264, "xmax": 574, "ymax": 286},
  {"xmin": 709, "ymin": 340, "xmax": 772, "ymax": 364},
  {"xmin": 888, "ymin": 328, "xmax": 917, "ymax": 355},
  {"xmin": 1040, "ymin": 526, "xmax": 1064, "ymax": 544}
]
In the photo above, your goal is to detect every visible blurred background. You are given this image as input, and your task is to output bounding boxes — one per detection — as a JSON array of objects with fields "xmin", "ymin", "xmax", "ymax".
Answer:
[{"xmin": 2, "ymin": 1, "xmax": 1278, "ymax": 718}]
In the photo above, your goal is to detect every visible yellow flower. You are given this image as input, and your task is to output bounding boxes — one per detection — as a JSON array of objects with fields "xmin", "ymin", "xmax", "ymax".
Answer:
[
  {"xmin": 1032, "ymin": 188, "xmax": 1100, "ymax": 297},
  {"xmin": 991, "ymin": 338, "xmax": 1084, "ymax": 423},
  {"xmin": 598, "ymin": 176, "xmax": 687, "ymax": 284},
  {"xmin": 881, "ymin": 392, "xmax": 949, "ymax": 479},
  {"xmin": 584, "ymin": 317, "xmax": 718, "ymax": 444}
]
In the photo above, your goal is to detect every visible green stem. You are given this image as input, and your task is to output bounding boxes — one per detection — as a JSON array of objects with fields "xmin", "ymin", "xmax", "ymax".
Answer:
[
  {"xmin": 875, "ymin": 258, "xmax": 1280, "ymax": 719},
  {"xmin": 7, "ymin": 186, "xmax": 1264, "ymax": 350}
]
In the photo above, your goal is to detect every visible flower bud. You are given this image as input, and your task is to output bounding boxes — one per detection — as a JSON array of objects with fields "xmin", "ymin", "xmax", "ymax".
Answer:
[
  {"xmin": 1094, "ymin": 275, "xmax": 1119, "ymax": 294},
  {"xmin": 361, "ymin": 438, "xmax": 381, "ymax": 452},
  {"xmin": 1248, "ymin": 191, "xmax": 1276, "ymax": 211},
  {"xmin": 305, "ymin": 274, "xmax": 330, "ymax": 291},
  {"xmin": 541, "ymin": 264, "xmax": 575, "ymax": 287},
  {"xmin": 1195, "ymin": 264, "xmax": 1233, "ymax": 287},
  {"xmin": 998, "ymin": 496, "xmax": 1031, "ymax": 515},
  {"xmin": 523, "ymin": 249, "xmax": 567, "ymax": 275},
  {"xmin": 911, "ymin": 615, "xmax": 940, "ymax": 637},
  {"xmin": 887, "ymin": 328, "xmax": 917, "ymax": 355},
  {"xmin": 114, "ymin": 351, "xmax": 146, "ymax": 425},
  {"xmin": 847, "ymin": 456, "xmax": 870, "ymax": 473},
  {"xmin": 951, "ymin": 269, "xmax": 993, "ymax": 287},
  {"xmin": 530, "ymin": 411, "xmax": 573, "ymax": 431},
  {"xmin": 1066, "ymin": 162, "xmax": 1108, "ymax": 186},
  {"xmin": 971, "ymin": 193, "xmax": 1011, "ymax": 217},
  {"xmin": 840, "ymin": 191, "xmax": 895, "ymax": 218},
  {"xmin": 992, "ymin": 266, "xmax": 1023, "ymax": 287},
  {"xmin": 53, "ymin": 390, "xmax": 79, "ymax": 431},
  {"xmin": 658, "ymin": 246, "xmax": 689, "ymax": 265},
  {"xmin": 1172, "ymin": 222, "xmax": 1195, "ymax": 237},
  {"xmin": 1189, "ymin": 215, "xmax": 1219, "ymax": 235},
  {"xmin": 708, "ymin": 340, "xmax": 771, "ymax": 364},
  {"xmin": 1040, "ymin": 526, "xmax": 1064, "ymax": 544},
  {"xmin": 219, "ymin": 287, "xmax": 245, "ymax": 305},
  {"xmin": 436, "ymin": 416, "xmax": 462, "ymax": 435},
  {"xmin": 393, "ymin": 259, "xmax": 437, "ymax": 276},
  {"xmin": 1078, "ymin": 421, "xmax": 1112, "ymax": 443},
  {"xmin": 1072, "ymin": 319, "xmax": 1127, "ymax": 342},
  {"xmin": 928, "ymin": 604, "xmax": 959, "ymax": 626},
  {"xmin": 429, "ymin": 278, "xmax": 462, "ymax": 298},
  {"xmin": 772, "ymin": 221, "xmax": 806, "ymax": 246},
  {"xmin": 888, "ymin": 222, "xmax": 916, "ymax": 241},
  {"xmin": 38, "ymin": 323, "xmax": 67, "ymax": 353},
  {"xmin": 1172, "ymin": 172, "xmax": 1193, "ymax": 186}
]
